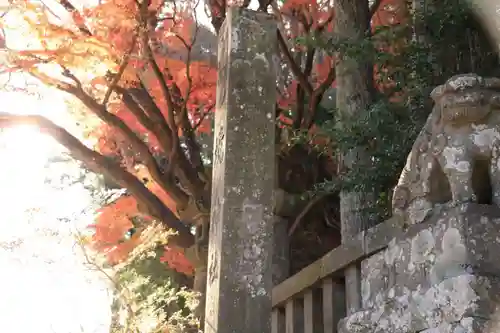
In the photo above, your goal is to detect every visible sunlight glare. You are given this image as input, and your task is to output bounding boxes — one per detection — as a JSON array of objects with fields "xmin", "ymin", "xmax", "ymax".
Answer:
[
  {"xmin": 1, "ymin": 125, "xmax": 52, "ymax": 164},
  {"xmin": 0, "ymin": 126, "xmax": 54, "ymax": 240},
  {"xmin": 0, "ymin": 75, "xmax": 112, "ymax": 333}
]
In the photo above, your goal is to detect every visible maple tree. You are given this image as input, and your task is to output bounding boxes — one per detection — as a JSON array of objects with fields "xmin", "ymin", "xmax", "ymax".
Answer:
[{"xmin": 0, "ymin": 0, "xmax": 408, "ymax": 282}]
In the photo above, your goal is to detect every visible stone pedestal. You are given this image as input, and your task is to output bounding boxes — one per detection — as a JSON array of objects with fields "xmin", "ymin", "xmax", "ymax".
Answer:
[{"xmin": 339, "ymin": 204, "xmax": 500, "ymax": 333}]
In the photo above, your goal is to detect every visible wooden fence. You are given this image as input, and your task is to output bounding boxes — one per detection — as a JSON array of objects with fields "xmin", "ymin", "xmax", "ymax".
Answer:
[{"xmin": 271, "ymin": 217, "xmax": 402, "ymax": 333}]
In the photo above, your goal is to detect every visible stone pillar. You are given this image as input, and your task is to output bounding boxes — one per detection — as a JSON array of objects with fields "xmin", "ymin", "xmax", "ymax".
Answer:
[
  {"xmin": 205, "ymin": 7, "xmax": 277, "ymax": 333},
  {"xmin": 334, "ymin": 0, "xmax": 376, "ymax": 317}
]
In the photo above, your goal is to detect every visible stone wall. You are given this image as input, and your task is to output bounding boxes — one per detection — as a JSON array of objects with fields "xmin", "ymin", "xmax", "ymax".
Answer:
[{"xmin": 339, "ymin": 203, "xmax": 500, "ymax": 332}]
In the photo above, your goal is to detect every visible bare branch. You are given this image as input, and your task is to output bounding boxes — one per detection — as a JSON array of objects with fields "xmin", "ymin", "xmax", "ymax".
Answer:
[
  {"xmin": 277, "ymin": 31, "xmax": 314, "ymax": 95},
  {"xmin": 207, "ymin": 0, "xmax": 226, "ymax": 33},
  {"xmin": 103, "ymin": 36, "xmax": 138, "ymax": 105},
  {"xmin": 193, "ymin": 104, "xmax": 215, "ymax": 131},
  {"xmin": 138, "ymin": 1, "xmax": 206, "ymax": 200},
  {"xmin": 303, "ymin": 64, "xmax": 337, "ymax": 129},
  {"xmin": 140, "ymin": 0, "xmax": 181, "ymax": 178},
  {"xmin": 57, "ymin": 0, "xmax": 92, "ymax": 36},
  {"xmin": 369, "ymin": 0, "xmax": 385, "ymax": 19},
  {"xmin": 125, "ymin": 83, "xmax": 205, "ymax": 196},
  {"xmin": 58, "ymin": 68, "xmax": 189, "ymax": 206},
  {"xmin": 29, "ymin": 68, "xmax": 77, "ymax": 92},
  {"xmin": 0, "ymin": 112, "xmax": 194, "ymax": 248}
]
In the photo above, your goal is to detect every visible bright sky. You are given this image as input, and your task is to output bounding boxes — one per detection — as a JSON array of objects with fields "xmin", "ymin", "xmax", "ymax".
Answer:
[
  {"xmin": 0, "ymin": 82, "xmax": 113, "ymax": 333},
  {"xmin": 0, "ymin": 0, "xmax": 219, "ymax": 331}
]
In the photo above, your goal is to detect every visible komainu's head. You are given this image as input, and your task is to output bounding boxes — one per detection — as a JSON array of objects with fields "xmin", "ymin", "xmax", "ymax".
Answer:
[{"xmin": 430, "ymin": 73, "xmax": 500, "ymax": 125}]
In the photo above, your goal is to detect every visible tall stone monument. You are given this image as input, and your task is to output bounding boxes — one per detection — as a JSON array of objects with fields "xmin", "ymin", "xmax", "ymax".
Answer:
[
  {"xmin": 204, "ymin": 7, "xmax": 277, "ymax": 333},
  {"xmin": 339, "ymin": 74, "xmax": 500, "ymax": 332}
]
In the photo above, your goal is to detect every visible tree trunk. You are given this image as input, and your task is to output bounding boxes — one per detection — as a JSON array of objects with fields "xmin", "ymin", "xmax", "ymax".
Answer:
[{"xmin": 334, "ymin": 0, "xmax": 378, "ymax": 315}]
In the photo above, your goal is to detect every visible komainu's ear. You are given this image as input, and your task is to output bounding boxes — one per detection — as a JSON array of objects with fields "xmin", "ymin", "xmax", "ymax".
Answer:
[
  {"xmin": 430, "ymin": 84, "xmax": 445, "ymax": 102},
  {"xmin": 484, "ymin": 77, "xmax": 500, "ymax": 91},
  {"xmin": 490, "ymin": 93, "xmax": 500, "ymax": 108}
]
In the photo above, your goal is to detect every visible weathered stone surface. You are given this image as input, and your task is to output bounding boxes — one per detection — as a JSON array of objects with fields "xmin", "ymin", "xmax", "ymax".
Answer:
[
  {"xmin": 272, "ymin": 216, "xmax": 290, "ymax": 285},
  {"xmin": 420, "ymin": 317, "xmax": 500, "ymax": 333},
  {"xmin": 204, "ymin": 7, "xmax": 277, "ymax": 333},
  {"xmin": 392, "ymin": 73, "xmax": 500, "ymax": 225},
  {"xmin": 340, "ymin": 275, "xmax": 500, "ymax": 333},
  {"xmin": 339, "ymin": 204, "xmax": 500, "ymax": 333}
]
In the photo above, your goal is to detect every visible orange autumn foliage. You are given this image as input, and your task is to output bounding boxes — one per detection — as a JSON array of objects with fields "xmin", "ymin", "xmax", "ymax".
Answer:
[
  {"xmin": 91, "ymin": 194, "xmax": 194, "ymax": 274},
  {"xmin": 281, "ymin": 0, "xmax": 335, "ymax": 32},
  {"xmin": 6, "ymin": 0, "xmax": 409, "ymax": 277},
  {"xmin": 90, "ymin": 0, "xmax": 408, "ymax": 274},
  {"xmin": 160, "ymin": 245, "xmax": 195, "ymax": 276},
  {"xmin": 74, "ymin": 1, "xmax": 210, "ymax": 274},
  {"xmin": 89, "ymin": 196, "xmax": 143, "ymax": 264}
]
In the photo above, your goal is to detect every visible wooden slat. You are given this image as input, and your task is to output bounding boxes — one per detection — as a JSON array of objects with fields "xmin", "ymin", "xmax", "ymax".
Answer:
[
  {"xmin": 285, "ymin": 300, "xmax": 295, "ymax": 333},
  {"xmin": 296, "ymin": 299, "xmax": 304, "ymax": 333},
  {"xmin": 345, "ymin": 264, "xmax": 361, "ymax": 315},
  {"xmin": 322, "ymin": 279, "xmax": 335, "ymax": 333},
  {"xmin": 272, "ymin": 309, "xmax": 279, "ymax": 333},
  {"xmin": 273, "ymin": 240, "xmax": 361, "ymax": 308},
  {"xmin": 272, "ymin": 308, "xmax": 285, "ymax": 333},
  {"xmin": 285, "ymin": 298, "xmax": 304, "ymax": 333},
  {"xmin": 303, "ymin": 291, "xmax": 314, "ymax": 333},
  {"xmin": 272, "ymin": 217, "xmax": 401, "ymax": 307},
  {"xmin": 303, "ymin": 289, "xmax": 322, "ymax": 333},
  {"xmin": 322, "ymin": 278, "xmax": 346, "ymax": 333}
]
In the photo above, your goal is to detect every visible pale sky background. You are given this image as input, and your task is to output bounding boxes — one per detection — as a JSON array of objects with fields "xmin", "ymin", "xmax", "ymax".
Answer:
[
  {"xmin": 0, "ymin": 0, "xmax": 221, "ymax": 332},
  {"xmin": 0, "ymin": 0, "xmax": 119, "ymax": 329},
  {"xmin": 0, "ymin": 87, "xmax": 113, "ymax": 333}
]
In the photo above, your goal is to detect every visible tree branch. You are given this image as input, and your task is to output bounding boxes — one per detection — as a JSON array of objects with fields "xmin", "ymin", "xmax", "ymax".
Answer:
[
  {"xmin": 103, "ymin": 36, "xmax": 138, "ymax": 105},
  {"xmin": 134, "ymin": 81, "xmax": 173, "ymax": 141},
  {"xmin": 57, "ymin": 0, "xmax": 93, "ymax": 36},
  {"xmin": 0, "ymin": 112, "xmax": 194, "ymax": 248},
  {"xmin": 140, "ymin": 0, "xmax": 181, "ymax": 178},
  {"xmin": 117, "ymin": 86, "xmax": 173, "ymax": 154},
  {"xmin": 207, "ymin": 0, "xmax": 226, "ymax": 33},
  {"xmin": 288, "ymin": 193, "xmax": 330, "ymax": 237},
  {"xmin": 303, "ymin": 64, "xmax": 337, "ymax": 129},
  {"xmin": 139, "ymin": 1, "xmax": 205, "ymax": 199},
  {"xmin": 123, "ymin": 82, "xmax": 204, "ymax": 207},
  {"xmin": 121, "ymin": 85, "xmax": 204, "ymax": 188},
  {"xmin": 369, "ymin": 0, "xmax": 385, "ymax": 19},
  {"xmin": 277, "ymin": 30, "xmax": 314, "ymax": 95},
  {"xmin": 116, "ymin": 88, "xmax": 191, "ymax": 204},
  {"xmin": 193, "ymin": 105, "xmax": 215, "ymax": 131},
  {"xmin": 57, "ymin": 69, "xmax": 187, "ymax": 206},
  {"xmin": 172, "ymin": 22, "xmax": 206, "ymax": 177}
]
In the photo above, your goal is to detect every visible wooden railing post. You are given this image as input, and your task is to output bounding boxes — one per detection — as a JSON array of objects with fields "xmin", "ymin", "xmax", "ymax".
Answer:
[
  {"xmin": 343, "ymin": 264, "xmax": 361, "ymax": 315},
  {"xmin": 304, "ymin": 289, "xmax": 322, "ymax": 333},
  {"xmin": 271, "ymin": 219, "xmax": 401, "ymax": 333},
  {"xmin": 322, "ymin": 278, "xmax": 345, "ymax": 333},
  {"xmin": 285, "ymin": 299, "xmax": 304, "ymax": 333},
  {"xmin": 272, "ymin": 308, "xmax": 285, "ymax": 333}
]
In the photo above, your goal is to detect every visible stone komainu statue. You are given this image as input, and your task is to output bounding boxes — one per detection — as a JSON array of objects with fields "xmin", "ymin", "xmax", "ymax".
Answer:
[{"xmin": 392, "ymin": 73, "xmax": 500, "ymax": 225}]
